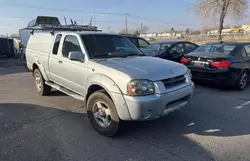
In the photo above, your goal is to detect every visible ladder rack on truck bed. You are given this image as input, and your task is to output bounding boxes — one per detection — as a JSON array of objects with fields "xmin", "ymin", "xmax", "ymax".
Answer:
[
  {"xmin": 19, "ymin": 16, "xmax": 102, "ymax": 55},
  {"xmin": 28, "ymin": 25, "xmax": 102, "ymax": 35}
]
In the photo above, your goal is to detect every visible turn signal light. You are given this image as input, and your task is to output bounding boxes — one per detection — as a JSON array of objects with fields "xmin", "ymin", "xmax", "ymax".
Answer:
[
  {"xmin": 181, "ymin": 57, "xmax": 190, "ymax": 64},
  {"xmin": 211, "ymin": 60, "xmax": 231, "ymax": 68}
]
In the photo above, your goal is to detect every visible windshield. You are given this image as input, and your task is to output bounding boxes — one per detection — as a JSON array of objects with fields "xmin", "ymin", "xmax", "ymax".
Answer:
[
  {"xmin": 194, "ymin": 44, "xmax": 236, "ymax": 55},
  {"xmin": 144, "ymin": 43, "xmax": 172, "ymax": 56},
  {"xmin": 81, "ymin": 34, "xmax": 144, "ymax": 59}
]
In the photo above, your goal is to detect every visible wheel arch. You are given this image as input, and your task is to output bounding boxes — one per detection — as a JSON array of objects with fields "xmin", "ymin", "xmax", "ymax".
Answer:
[
  {"xmin": 32, "ymin": 58, "xmax": 49, "ymax": 81},
  {"xmin": 85, "ymin": 74, "xmax": 132, "ymax": 120}
]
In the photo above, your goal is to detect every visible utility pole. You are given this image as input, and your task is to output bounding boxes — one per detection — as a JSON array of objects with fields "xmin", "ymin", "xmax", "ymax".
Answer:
[
  {"xmin": 125, "ymin": 13, "xmax": 128, "ymax": 33},
  {"xmin": 141, "ymin": 22, "xmax": 143, "ymax": 35}
]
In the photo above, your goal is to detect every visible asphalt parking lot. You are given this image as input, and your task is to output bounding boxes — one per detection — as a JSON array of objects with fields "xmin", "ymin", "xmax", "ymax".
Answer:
[{"xmin": 1, "ymin": 59, "xmax": 250, "ymax": 161}]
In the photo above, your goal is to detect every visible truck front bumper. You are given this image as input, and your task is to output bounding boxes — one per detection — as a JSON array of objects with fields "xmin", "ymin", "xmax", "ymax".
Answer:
[{"xmin": 123, "ymin": 84, "xmax": 194, "ymax": 121}]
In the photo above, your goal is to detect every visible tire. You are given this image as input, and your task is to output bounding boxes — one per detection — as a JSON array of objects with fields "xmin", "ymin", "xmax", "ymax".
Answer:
[
  {"xmin": 33, "ymin": 68, "xmax": 51, "ymax": 95},
  {"xmin": 87, "ymin": 90, "xmax": 120, "ymax": 137},
  {"xmin": 235, "ymin": 70, "xmax": 248, "ymax": 91}
]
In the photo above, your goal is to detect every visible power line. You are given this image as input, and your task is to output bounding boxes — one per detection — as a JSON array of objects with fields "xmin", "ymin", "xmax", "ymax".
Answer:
[
  {"xmin": 0, "ymin": 16, "xmax": 32, "ymax": 19},
  {"xmin": 0, "ymin": 2, "xmax": 126, "ymax": 16},
  {"xmin": 128, "ymin": 14, "xmax": 199, "ymax": 27},
  {"xmin": 0, "ymin": 15, "xmax": 140, "ymax": 25}
]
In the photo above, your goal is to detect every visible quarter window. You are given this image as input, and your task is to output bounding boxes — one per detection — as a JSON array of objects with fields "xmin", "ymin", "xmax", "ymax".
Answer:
[
  {"xmin": 185, "ymin": 43, "xmax": 197, "ymax": 52},
  {"xmin": 62, "ymin": 35, "xmax": 82, "ymax": 58},
  {"xmin": 52, "ymin": 34, "xmax": 62, "ymax": 55},
  {"xmin": 138, "ymin": 38, "xmax": 149, "ymax": 48},
  {"xmin": 244, "ymin": 45, "xmax": 250, "ymax": 57}
]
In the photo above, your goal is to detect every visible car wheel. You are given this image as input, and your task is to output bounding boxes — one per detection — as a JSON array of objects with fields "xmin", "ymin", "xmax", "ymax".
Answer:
[
  {"xmin": 33, "ymin": 69, "xmax": 51, "ymax": 95},
  {"xmin": 235, "ymin": 70, "xmax": 248, "ymax": 91},
  {"xmin": 87, "ymin": 90, "xmax": 120, "ymax": 137}
]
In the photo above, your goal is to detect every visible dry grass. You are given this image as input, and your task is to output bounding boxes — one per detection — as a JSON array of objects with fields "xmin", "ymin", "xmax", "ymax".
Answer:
[
  {"xmin": 185, "ymin": 34, "xmax": 250, "ymax": 45},
  {"xmin": 154, "ymin": 34, "xmax": 250, "ymax": 45}
]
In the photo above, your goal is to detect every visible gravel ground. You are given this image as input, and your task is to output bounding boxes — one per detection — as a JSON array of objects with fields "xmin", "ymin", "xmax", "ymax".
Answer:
[{"xmin": 1, "ymin": 59, "xmax": 250, "ymax": 161}]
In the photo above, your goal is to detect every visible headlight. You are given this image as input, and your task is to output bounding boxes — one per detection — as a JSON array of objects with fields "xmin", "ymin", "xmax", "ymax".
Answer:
[{"xmin": 127, "ymin": 80, "xmax": 155, "ymax": 96}]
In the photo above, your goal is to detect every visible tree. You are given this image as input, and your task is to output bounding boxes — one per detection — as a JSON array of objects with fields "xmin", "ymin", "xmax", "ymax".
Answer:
[
  {"xmin": 170, "ymin": 27, "xmax": 175, "ymax": 33},
  {"xmin": 139, "ymin": 24, "xmax": 149, "ymax": 34},
  {"xmin": 195, "ymin": 0, "xmax": 248, "ymax": 41},
  {"xmin": 133, "ymin": 30, "xmax": 140, "ymax": 36},
  {"xmin": 186, "ymin": 28, "xmax": 190, "ymax": 34},
  {"xmin": 119, "ymin": 24, "xmax": 149, "ymax": 36}
]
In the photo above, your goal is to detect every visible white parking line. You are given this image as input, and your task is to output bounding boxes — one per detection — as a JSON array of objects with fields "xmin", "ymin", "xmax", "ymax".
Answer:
[{"xmin": 235, "ymin": 101, "xmax": 250, "ymax": 109}]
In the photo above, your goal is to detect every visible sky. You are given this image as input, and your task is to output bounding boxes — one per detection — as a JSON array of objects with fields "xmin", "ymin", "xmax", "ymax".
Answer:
[{"xmin": 0, "ymin": 0, "xmax": 249, "ymax": 35}]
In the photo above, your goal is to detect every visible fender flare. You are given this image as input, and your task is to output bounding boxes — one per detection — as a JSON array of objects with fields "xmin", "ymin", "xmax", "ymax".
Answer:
[
  {"xmin": 86, "ymin": 74, "xmax": 132, "ymax": 120},
  {"xmin": 33, "ymin": 57, "xmax": 49, "ymax": 81},
  {"xmin": 86, "ymin": 73, "xmax": 124, "ymax": 94}
]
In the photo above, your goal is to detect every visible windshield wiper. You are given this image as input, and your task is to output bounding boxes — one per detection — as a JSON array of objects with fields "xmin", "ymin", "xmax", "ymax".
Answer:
[
  {"xmin": 108, "ymin": 51, "xmax": 144, "ymax": 58},
  {"xmin": 123, "ymin": 53, "xmax": 145, "ymax": 57}
]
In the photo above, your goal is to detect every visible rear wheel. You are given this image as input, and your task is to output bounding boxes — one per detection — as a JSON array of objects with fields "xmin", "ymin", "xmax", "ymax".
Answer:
[
  {"xmin": 33, "ymin": 69, "xmax": 51, "ymax": 95},
  {"xmin": 235, "ymin": 70, "xmax": 248, "ymax": 91},
  {"xmin": 87, "ymin": 90, "xmax": 120, "ymax": 137}
]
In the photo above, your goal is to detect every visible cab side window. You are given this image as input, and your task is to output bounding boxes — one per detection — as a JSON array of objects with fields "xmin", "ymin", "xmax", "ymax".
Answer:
[
  {"xmin": 62, "ymin": 35, "xmax": 82, "ymax": 58},
  {"xmin": 52, "ymin": 34, "xmax": 62, "ymax": 55}
]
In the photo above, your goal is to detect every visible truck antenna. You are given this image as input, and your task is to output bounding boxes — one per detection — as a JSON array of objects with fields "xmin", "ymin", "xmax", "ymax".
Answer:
[
  {"xmin": 89, "ymin": 17, "xmax": 92, "ymax": 26},
  {"xmin": 64, "ymin": 17, "xmax": 68, "ymax": 25}
]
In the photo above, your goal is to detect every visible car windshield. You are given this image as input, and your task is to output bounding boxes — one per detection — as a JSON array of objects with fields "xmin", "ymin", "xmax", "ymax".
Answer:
[
  {"xmin": 81, "ymin": 34, "xmax": 144, "ymax": 59},
  {"xmin": 194, "ymin": 44, "xmax": 236, "ymax": 55},
  {"xmin": 143, "ymin": 43, "xmax": 172, "ymax": 56}
]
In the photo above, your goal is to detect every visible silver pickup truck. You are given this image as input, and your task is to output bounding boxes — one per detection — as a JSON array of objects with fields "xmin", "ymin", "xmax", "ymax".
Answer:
[{"xmin": 26, "ymin": 31, "xmax": 194, "ymax": 137}]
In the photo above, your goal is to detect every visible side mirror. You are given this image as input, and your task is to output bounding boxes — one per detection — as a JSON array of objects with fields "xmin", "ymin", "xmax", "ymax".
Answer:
[{"xmin": 68, "ymin": 51, "xmax": 85, "ymax": 63}]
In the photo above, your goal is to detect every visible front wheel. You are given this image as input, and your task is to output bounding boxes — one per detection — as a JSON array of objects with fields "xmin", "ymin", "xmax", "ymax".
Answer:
[
  {"xmin": 33, "ymin": 69, "xmax": 51, "ymax": 95},
  {"xmin": 87, "ymin": 90, "xmax": 120, "ymax": 137},
  {"xmin": 235, "ymin": 70, "xmax": 248, "ymax": 91}
]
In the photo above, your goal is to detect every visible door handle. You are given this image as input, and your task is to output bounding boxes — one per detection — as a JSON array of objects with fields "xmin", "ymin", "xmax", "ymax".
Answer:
[{"xmin": 58, "ymin": 60, "xmax": 63, "ymax": 64}]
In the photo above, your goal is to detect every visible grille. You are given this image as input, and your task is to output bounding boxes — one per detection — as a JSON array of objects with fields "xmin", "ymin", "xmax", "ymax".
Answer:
[{"xmin": 162, "ymin": 75, "xmax": 186, "ymax": 87}]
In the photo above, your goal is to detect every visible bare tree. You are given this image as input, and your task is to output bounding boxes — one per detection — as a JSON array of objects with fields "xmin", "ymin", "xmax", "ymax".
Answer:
[
  {"xmin": 170, "ymin": 27, "xmax": 175, "ymax": 33},
  {"xmin": 119, "ymin": 25, "xmax": 149, "ymax": 36},
  {"xmin": 195, "ymin": 0, "xmax": 248, "ymax": 41},
  {"xmin": 139, "ymin": 24, "xmax": 149, "ymax": 34}
]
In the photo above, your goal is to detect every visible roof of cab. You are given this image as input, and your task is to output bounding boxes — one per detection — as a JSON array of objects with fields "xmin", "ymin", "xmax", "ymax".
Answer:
[{"xmin": 74, "ymin": 31, "xmax": 121, "ymax": 36}]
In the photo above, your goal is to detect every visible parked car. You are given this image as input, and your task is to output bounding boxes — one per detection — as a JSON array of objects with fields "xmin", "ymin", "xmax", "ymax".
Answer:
[
  {"xmin": 181, "ymin": 41, "xmax": 250, "ymax": 90},
  {"xmin": 121, "ymin": 34, "xmax": 150, "ymax": 49},
  {"xmin": 26, "ymin": 30, "xmax": 194, "ymax": 137},
  {"xmin": 143, "ymin": 40, "xmax": 199, "ymax": 62}
]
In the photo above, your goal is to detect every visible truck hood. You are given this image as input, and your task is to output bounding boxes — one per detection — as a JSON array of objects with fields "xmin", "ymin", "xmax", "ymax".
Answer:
[{"xmin": 96, "ymin": 56, "xmax": 187, "ymax": 81}]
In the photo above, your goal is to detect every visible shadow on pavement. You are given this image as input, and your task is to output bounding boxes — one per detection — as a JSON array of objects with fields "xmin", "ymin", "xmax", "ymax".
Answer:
[
  {"xmin": 0, "ymin": 59, "xmax": 28, "ymax": 76},
  {"xmin": 0, "ymin": 103, "xmax": 218, "ymax": 161},
  {"xmin": 49, "ymin": 90, "xmax": 67, "ymax": 96},
  {"xmin": 193, "ymin": 79, "xmax": 250, "ymax": 91}
]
